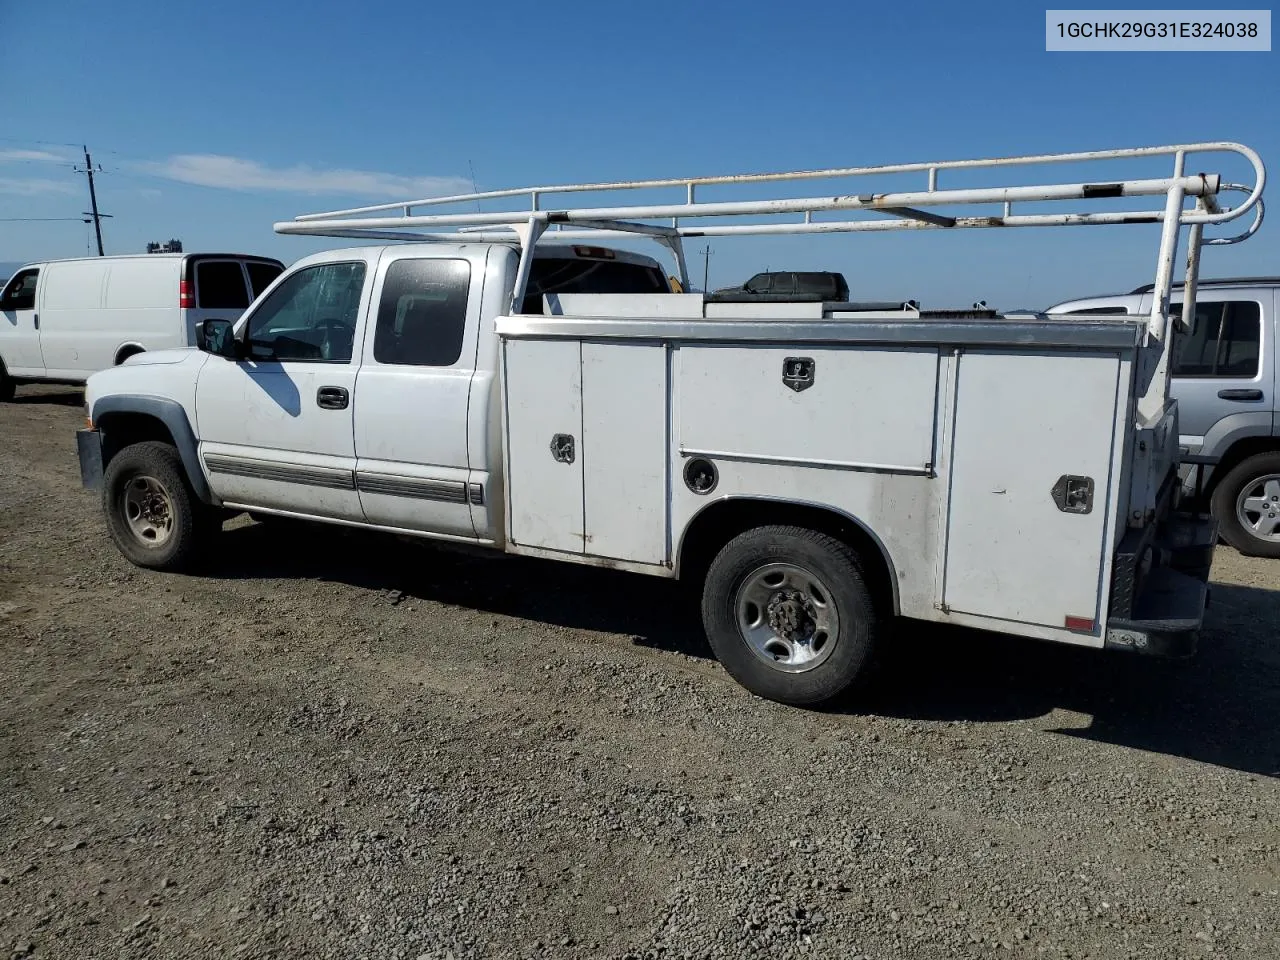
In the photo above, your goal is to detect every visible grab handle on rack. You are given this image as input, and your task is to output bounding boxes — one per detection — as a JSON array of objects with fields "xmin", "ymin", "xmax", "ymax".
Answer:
[{"xmin": 1202, "ymin": 183, "xmax": 1265, "ymax": 246}]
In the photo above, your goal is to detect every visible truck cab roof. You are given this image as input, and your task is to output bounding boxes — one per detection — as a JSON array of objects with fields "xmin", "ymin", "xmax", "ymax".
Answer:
[{"xmin": 288, "ymin": 241, "xmax": 664, "ymax": 269}]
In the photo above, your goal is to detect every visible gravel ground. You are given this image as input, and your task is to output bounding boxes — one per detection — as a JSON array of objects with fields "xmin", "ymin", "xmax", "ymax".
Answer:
[{"xmin": 1, "ymin": 384, "xmax": 1277, "ymax": 960}]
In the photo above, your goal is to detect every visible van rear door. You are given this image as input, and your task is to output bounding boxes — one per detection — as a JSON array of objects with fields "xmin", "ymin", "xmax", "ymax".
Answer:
[
  {"xmin": 245, "ymin": 259, "xmax": 284, "ymax": 299},
  {"xmin": 187, "ymin": 258, "xmax": 253, "ymax": 344},
  {"xmin": 185, "ymin": 257, "xmax": 285, "ymax": 345}
]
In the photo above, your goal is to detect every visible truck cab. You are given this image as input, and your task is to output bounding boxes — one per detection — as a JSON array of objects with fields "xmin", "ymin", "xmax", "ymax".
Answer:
[{"xmin": 81, "ymin": 242, "xmax": 671, "ymax": 546}]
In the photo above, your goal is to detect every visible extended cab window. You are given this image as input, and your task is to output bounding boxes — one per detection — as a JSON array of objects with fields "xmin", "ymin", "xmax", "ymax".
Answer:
[
  {"xmin": 196, "ymin": 261, "xmax": 251, "ymax": 310},
  {"xmin": 0, "ymin": 269, "xmax": 38, "ymax": 311},
  {"xmin": 247, "ymin": 261, "xmax": 366, "ymax": 363},
  {"xmin": 1171, "ymin": 300, "xmax": 1261, "ymax": 378},
  {"xmin": 373, "ymin": 258, "xmax": 470, "ymax": 366}
]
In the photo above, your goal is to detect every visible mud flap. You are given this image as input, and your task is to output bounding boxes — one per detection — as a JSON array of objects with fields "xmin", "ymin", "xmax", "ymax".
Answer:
[{"xmin": 76, "ymin": 428, "xmax": 104, "ymax": 491}]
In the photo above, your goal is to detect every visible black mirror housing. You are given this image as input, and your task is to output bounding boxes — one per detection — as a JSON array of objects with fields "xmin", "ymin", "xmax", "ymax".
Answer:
[{"xmin": 200, "ymin": 319, "xmax": 238, "ymax": 358}]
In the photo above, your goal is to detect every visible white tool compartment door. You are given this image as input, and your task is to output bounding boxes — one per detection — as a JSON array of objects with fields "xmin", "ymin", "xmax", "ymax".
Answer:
[
  {"xmin": 944, "ymin": 351, "xmax": 1120, "ymax": 628},
  {"xmin": 503, "ymin": 338, "xmax": 584, "ymax": 553},
  {"xmin": 581, "ymin": 342, "xmax": 668, "ymax": 563}
]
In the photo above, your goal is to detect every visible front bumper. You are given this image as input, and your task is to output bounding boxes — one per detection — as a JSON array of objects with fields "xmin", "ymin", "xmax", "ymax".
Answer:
[
  {"xmin": 76, "ymin": 428, "xmax": 104, "ymax": 491},
  {"xmin": 1105, "ymin": 511, "xmax": 1216, "ymax": 658}
]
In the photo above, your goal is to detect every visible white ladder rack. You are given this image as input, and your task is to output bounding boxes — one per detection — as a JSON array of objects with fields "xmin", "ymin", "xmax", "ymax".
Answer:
[{"xmin": 276, "ymin": 141, "xmax": 1264, "ymax": 417}]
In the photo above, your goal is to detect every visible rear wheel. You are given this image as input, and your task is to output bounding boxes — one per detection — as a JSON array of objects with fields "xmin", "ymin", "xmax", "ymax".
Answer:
[
  {"xmin": 102, "ymin": 441, "xmax": 212, "ymax": 571},
  {"xmin": 700, "ymin": 525, "xmax": 880, "ymax": 706},
  {"xmin": 1212, "ymin": 451, "xmax": 1280, "ymax": 558}
]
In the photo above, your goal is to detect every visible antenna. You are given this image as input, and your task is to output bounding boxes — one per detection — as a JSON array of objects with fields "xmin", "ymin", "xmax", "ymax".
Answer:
[{"xmin": 698, "ymin": 243, "xmax": 713, "ymax": 292}]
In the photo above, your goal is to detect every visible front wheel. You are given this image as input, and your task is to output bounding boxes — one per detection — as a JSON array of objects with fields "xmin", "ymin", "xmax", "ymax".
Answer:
[
  {"xmin": 0, "ymin": 364, "xmax": 14, "ymax": 402},
  {"xmin": 1211, "ymin": 451, "xmax": 1280, "ymax": 558},
  {"xmin": 102, "ymin": 441, "xmax": 212, "ymax": 571},
  {"xmin": 701, "ymin": 525, "xmax": 880, "ymax": 707}
]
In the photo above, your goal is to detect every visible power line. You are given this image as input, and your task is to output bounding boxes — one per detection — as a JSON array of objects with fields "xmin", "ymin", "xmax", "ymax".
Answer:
[
  {"xmin": 0, "ymin": 217, "xmax": 89, "ymax": 222},
  {"xmin": 0, "ymin": 158, "xmax": 77, "ymax": 167},
  {"xmin": 0, "ymin": 136, "xmax": 83, "ymax": 148}
]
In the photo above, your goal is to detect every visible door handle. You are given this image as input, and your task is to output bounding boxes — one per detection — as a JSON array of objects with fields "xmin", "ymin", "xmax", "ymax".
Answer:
[
  {"xmin": 33, "ymin": 313, "xmax": 38, "ymax": 330},
  {"xmin": 316, "ymin": 386, "xmax": 349, "ymax": 410},
  {"xmin": 1217, "ymin": 388, "xmax": 1263, "ymax": 402}
]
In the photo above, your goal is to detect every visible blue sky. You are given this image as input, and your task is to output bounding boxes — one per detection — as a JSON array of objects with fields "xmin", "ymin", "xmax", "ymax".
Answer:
[{"xmin": 1, "ymin": 0, "xmax": 1276, "ymax": 307}]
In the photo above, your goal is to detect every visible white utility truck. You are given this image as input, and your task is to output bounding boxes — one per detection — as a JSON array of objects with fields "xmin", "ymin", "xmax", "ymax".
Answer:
[{"xmin": 76, "ymin": 143, "xmax": 1265, "ymax": 706}]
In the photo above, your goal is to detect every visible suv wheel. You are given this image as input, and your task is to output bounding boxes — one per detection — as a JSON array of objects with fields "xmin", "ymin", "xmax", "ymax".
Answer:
[
  {"xmin": 0, "ymin": 363, "xmax": 14, "ymax": 402},
  {"xmin": 1211, "ymin": 451, "xmax": 1280, "ymax": 559}
]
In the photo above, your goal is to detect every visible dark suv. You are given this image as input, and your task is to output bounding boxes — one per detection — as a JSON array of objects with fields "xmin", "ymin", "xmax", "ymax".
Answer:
[{"xmin": 712, "ymin": 271, "xmax": 851, "ymax": 302}]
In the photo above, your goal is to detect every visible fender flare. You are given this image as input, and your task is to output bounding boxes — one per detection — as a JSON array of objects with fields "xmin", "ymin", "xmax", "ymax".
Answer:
[
  {"xmin": 674, "ymin": 494, "xmax": 902, "ymax": 615},
  {"xmin": 91, "ymin": 394, "xmax": 213, "ymax": 504},
  {"xmin": 1187, "ymin": 410, "xmax": 1276, "ymax": 489}
]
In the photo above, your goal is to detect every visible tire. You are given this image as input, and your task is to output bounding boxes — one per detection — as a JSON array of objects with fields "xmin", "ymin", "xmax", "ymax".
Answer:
[
  {"xmin": 1210, "ymin": 451, "xmax": 1280, "ymax": 559},
  {"xmin": 700, "ymin": 525, "xmax": 880, "ymax": 707},
  {"xmin": 102, "ymin": 441, "xmax": 211, "ymax": 571},
  {"xmin": 0, "ymin": 363, "xmax": 14, "ymax": 402}
]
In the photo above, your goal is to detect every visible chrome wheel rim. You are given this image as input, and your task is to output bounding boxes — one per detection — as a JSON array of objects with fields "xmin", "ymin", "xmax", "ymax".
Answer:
[
  {"xmin": 122, "ymin": 475, "xmax": 175, "ymax": 547},
  {"xmin": 1236, "ymin": 474, "xmax": 1280, "ymax": 543},
  {"xmin": 734, "ymin": 562, "xmax": 839, "ymax": 673}
]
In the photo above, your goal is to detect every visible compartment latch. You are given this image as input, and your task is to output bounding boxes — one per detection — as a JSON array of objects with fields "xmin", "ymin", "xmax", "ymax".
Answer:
[
  {"xmin": 550, "ymin": 433, "xmax": 576, "ymax": 464},
  {"xmin": 782, "ymin": 357, "xmax": 815, "ymax": 392},
  {"xmin": 1052, "ymin": 475, "xmax": 1095, "ymax": 514}
]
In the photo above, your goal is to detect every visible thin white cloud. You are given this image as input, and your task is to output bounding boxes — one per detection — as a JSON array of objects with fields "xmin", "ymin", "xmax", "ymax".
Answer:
[
  {"xmin": 0, "ymin": 148, "xmax": 72, "ymax": 164},
  {"xmin": 133, "ymin": 153, "xmax": 472, "ymax": 199},
  {"xmin": 0, "ymin": 177, "xmax": 77, "ymax": 196}
]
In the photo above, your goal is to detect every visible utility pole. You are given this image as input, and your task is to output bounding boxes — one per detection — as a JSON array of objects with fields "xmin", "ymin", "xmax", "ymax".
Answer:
[
  {"xmin": 77, "ymin": 145, "xmax": 106, "ymax": 256},
  {"xmin": 698, "ymin": 244, "xmax": 713, "ymax": 292}
]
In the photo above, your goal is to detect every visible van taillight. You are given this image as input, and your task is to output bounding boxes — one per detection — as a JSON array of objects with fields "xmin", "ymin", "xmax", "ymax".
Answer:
[{"xmin": 179, "ymin": 279, "xmax": 194, "ymax": 309}]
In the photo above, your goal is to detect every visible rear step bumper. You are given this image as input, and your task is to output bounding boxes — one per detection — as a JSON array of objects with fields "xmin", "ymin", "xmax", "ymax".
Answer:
[{"xmin": 1105, "ymin": 512, "xmax": 1216, "ymax": 658}]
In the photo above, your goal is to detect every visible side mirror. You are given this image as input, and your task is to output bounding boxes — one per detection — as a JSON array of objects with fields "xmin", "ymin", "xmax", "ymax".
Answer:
[{"xmin": 200, "ymin": 319, "xmax": 238, "ymax": 358}]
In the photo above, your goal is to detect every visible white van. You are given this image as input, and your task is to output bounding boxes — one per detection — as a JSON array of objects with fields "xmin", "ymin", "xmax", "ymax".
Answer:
[{"xmin": 0, "ymin": 253, "xmax": 284, "ymax": 399}]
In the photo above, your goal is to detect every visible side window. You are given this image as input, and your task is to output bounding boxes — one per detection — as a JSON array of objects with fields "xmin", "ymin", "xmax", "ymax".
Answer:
[
  {"xmin": 1171, "ymin": 301, "xmax": 1262, "ymax": 378},
  {"xmin": 246, "ymin": 262, "xmax": 283, "ymax": 299},
  {"xmin": 373, "ymin": 258, "xmax": 470, "ymax": 367},
  {"xmin": 247, "ymin": 261, "xmax": 367, "ymax": 363},
  {"xmin": 196, "ymin": 261, "xmax": 250, "ymax": 310},
  {"xmin": 0, "ymin": 269, "xmax": 38, "ymax": 310}
]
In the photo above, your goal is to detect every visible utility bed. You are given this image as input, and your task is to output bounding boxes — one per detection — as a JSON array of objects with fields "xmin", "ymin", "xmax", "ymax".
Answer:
[{"xmin": 497, "ymin": 299, "xmax": 1154, "ymax": 644}]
